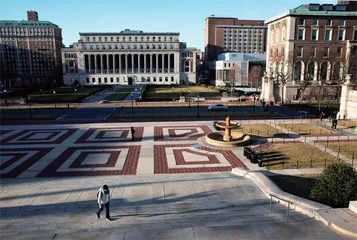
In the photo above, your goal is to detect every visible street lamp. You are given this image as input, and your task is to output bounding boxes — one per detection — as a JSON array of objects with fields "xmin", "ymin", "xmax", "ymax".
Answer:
[
  {"xmin": 188, "ymin": 90, "xmax": 191, "ymax": 108},
  {"xmin": 3, "ymin": 89, "xmax": 7, "ymax": 105},
  {"xmin": 253, "ymin": 95, "xmax": 256, "ymax": 113},
  {"xmin": 81, "ymin": 86, "xmax": 84, "ymax": 102},
  {"xmin": 197, "ymin": 94, "xmax": 200, "ymax": 117},
  {"xmin": 53, "ymin": 91, "xmax": 56, "ymax": 108},
  {"xmin": 131, "ymin": 93, "xmax": 134, "ymax": 114},
  {"xmin": 28, "ymin": 96, "xmax": 32, "ymax": 119}
]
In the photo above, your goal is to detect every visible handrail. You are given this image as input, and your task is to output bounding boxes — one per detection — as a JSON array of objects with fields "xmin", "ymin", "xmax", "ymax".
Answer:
[{"xmin": 269, "ymin": 194, "xmax": 293, "ymax": 222}]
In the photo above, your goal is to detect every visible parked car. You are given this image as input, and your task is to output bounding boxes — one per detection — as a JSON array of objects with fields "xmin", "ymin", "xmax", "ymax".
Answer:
[
  {"xmin": 208, "ymin": 104, "xmax": 228, "ymax": 111},
  {"xmin": 97, "ymin": 100, "xmax": 110, "ymax": 104}
]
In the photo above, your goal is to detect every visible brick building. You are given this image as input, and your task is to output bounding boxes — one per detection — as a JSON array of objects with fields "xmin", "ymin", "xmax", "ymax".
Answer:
[
  {"xmin": 261, "ymin": 3, "xmax": 357, "ymax": 103},
  {"xmin": 204, "ymin": 17, "xmax": 267, "ymax": 62},
  {"xmin": 0, "ymin": 11, "xmax": 63, "ymax": 88}
]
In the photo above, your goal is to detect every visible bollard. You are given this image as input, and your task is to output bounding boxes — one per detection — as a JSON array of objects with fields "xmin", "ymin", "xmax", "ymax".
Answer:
[
  {"xmin": 310, "ymin": 159, "xmax": 313, "ymax": 168},
  {"xmin": 337, "ymin": 146, "xmax": 340, "ymax": 160}
]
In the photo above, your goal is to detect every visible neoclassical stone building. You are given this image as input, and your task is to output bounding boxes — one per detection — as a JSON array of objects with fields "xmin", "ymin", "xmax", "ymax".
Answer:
[
  {"xmin": 261, "ymin": 3, "xmax": 357, "ymax": 103},
  {"xmin": 62, "ymin": 29, "xmax": 199, "ymax": 86}
]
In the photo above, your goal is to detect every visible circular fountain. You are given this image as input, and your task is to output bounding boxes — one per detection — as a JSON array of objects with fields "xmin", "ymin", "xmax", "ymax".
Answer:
[{"xmin": 206, "ymin": 116, "xmax": 251, "ymax": 147}]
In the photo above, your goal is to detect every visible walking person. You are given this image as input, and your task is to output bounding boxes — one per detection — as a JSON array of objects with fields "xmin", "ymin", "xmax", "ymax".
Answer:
[
  {"xmin": 96, "ymin": 185, "xmax": 111, "ymax": 221},
  {"xmin": 131, "ymin": 126, "xmax": 135, "ymax": 141}
]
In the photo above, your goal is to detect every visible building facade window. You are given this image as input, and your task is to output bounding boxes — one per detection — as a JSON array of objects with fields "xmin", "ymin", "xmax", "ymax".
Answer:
[
  {"xmin": 313, "ymin": 19, "xmax": 318, "ymax": 26},
  {"xmin": 297, "ymin": 47, "xmax": 303, "ymax": 57},
  {"xmin": 338, "ymin": 29, "xmax": 345, "ymax": 41},
  {"xmin": 312, "ymin": 47, "xmax": 317, "ymax": 57},
  {"xmin": 337, "ymin": 47, "xmax": 343, "ymax": 57},
  {"xmin": 298, "ymin": 29, "xmax": 304, "ymax": 40},
  {"xmin": 324, "ymin": 47, "xmax": 329, "ymax": 57},
  {"xmin": 312, "ymin": 29, "xmax": 318, "ymax": 40},
  {"xmin": 325, "ymin": 29, "xmax": 332, "ymax": 40}
]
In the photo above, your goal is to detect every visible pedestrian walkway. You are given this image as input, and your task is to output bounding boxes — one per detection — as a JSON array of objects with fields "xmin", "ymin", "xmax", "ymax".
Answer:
[
  {"xmin": 1, "ymin": 173, "xmax": 353, "ymax": 240},
  {"xmin": 83, "ymin": 85, "xmax": 118, "ymax": 103},
  {"xmin": 123, "ymin": 84, "xmax": 145, "ymax": 102}
]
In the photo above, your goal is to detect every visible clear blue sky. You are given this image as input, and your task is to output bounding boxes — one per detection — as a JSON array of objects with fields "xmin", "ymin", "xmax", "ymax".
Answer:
[{"xmin": 0, "ymin": 0, "xmax": 334, "ymax": 50}]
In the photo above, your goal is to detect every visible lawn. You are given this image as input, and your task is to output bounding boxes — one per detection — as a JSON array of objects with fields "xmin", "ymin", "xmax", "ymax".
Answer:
[
  {"xmin": 234, "ymin": 124, "xmax": 280, "ymax": 137},
  {"xmin": 278, "ymin": 123, "xmax": 334, "ymax": 135},
  {"xmin": 260, "ymin": 143, "xmax": 338, "ymax": 170},
  {"xmin": 320, "ymin": 142, "xmax": 357, "ymax": 159},
  {"xmin": 104, "ymin": 86, "xmax": 135, "ymax": 101},
  {"xmin": 269, "ymin": 174, "xmax": 321, "ymax": 200},
  {"xmin": 28, "ymin": 86, "xmax": 107, "ymax": 103},
  {"xmin": 338, "ymin": 120, "xmax": 357, "ymax": 129},
  {"xmin": 142, "ymin": 85, "xmax": 221, "ymax": 101}
]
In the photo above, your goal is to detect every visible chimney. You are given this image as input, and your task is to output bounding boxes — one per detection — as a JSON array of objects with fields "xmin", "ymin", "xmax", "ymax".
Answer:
[{"xmin": 27, "ymin": 11, "xmax": 38, "ymax": 21}]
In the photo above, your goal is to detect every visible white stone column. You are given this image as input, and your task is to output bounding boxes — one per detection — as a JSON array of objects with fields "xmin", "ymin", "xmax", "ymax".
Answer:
[
  {"xmin": 150, "ymin": 54, "xmax": 153, "ymax": 73},
  {"xmin": 89, "ymin": 55, "xmax": 92, "ymax": 73},
  {"xmin": 132, "ymin": 54, "xmax": 134, "ymax": 73},
  {"xmin": 168, "ymin": 54, "xmax": 171, "ymax": 73},
  {"xmin": 101, "ymin": 55, "xmax": 104, "ymax": 73},
  {"xmin": 337, "ymin": 74, "xmax": 353, "ymax": 119},
  {"xmin": 119, "ymin": 54, "xmax": 122, "ymax": 73},
  {"xmin": 113, "ymin": 54, "xmax": 116, "ymax": 73},
  {"xmin": 94, "ymin": 55, "xmax": 98, "ymax": 73},
  {"xmin": 156, "ymin": 54, "xmax": 159, "ymax": 73},
  {"xmin": 138, "ymin": 54, "xmax": 141, "ymax": 73},
  {"xmin": 162, "ymin": 54, "xmax": 165, "ymax": 73},
  {"xmin": 144, "ymin": 54, "xmax": 147, "ymax": 73},
  {"xmin": 125, "ymin": 54, "xmax": 128, "ymax": 74},
  {"xmin": 107, "ymin": 54, "xmax": 109, "ymax": 73}
]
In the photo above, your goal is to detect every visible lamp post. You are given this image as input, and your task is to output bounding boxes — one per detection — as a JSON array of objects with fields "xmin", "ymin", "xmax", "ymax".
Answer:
[
  {"xmin": 53, "ymin": 91, "xmax": 56, "ymax": 108},
  {"xmin": 131, "ymin": 93, "xmax": 134, "ymax": 114},
  {"xmin": 28, "ymin": 96, "xmax": 32, "ymax": 119},
  {"xmin": 197, "ymin": 94, "xmax": 200, "ymax": 117},
  {"xmin": 253, "ymin": 95, "xmax": 256, "ymax": 113},
  {"xmin": 3, "ymin": 89, "xmax": 7, "ymax": 105},
  {"xmin": 81, "ymin": 86, "xmax": 84, "ymax": 102},
  {"xmin": 188, "ymin": 90, "xmax": 191, "ymax": 108},
  {"xmin": 74, "ymin": 88, "xmax": 77, "ymax": 102}
]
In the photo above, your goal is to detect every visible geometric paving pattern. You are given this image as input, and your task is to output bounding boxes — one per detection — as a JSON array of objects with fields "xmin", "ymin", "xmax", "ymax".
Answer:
[
  {"xmin": 0, "ymin": 129, "xmax": 78, "ymax": 145},
  {"xmin": 75, "ymin": 127, "xmax": 144, "ymax": 143},
  {"xmin": 154, "ymin": 144, "xmax": 247, "ymax": 174},
  {"xmin": 37, "ymin": 146, "xmax": 140, "ymax": 177},
  {"xmin": 0, "ymin": 148, "xmax": 53, "ymax": 178},
  {"xmin": 154, "ymin": 125, "xmax": 211, "ymax": 141},
  {"xmin": 0, "ymin": 129, "xmax": 12, "ymax": 136}
]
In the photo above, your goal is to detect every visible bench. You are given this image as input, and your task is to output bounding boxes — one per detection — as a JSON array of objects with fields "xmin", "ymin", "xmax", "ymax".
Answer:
[
  {"xmin": 258, "ymin": 156, "xmax": 286, "ymax": 167},
  {"xmin": 243, "ymin": 147, "xmax": 259, "ymax": 163}
]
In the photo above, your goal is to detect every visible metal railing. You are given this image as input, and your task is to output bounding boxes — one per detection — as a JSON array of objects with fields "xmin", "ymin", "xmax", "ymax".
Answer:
[{"xmin": 269, "ymin": 194, "xmax": 293, "ymax": 222}]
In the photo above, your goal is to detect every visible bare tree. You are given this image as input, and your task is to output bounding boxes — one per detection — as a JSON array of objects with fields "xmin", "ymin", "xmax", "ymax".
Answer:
[{"xmin": 248, "ymin": 65, "xmax": 264, "ymax": 88}]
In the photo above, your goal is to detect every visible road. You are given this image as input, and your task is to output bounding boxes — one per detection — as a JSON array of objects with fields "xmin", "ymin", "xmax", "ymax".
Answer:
[{"xmin": 1, "ymin": 104, "xmax": 309, "ymax": 121}]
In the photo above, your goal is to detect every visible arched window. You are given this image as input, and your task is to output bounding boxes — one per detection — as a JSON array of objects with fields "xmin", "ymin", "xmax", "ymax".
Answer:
[
  {"xmin": 320, "ymin": 61, "xmax": 329, "ymax": 82},
  {"xmin": 307, "ymin": 61, "xmax": 317, "ymax": 82},
  {"xmin": 332, "ymin": 61, "xmax": 341, "ymax": 83},
  {"xmin": 293, "ymin": 61, "xmax": 302, "ymax": 82}
]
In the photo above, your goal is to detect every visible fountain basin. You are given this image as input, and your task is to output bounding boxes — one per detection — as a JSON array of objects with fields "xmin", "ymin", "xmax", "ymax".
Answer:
[
  {"xmin": 206, "ymin": 131, "xmax": 251, "ymax": 147},
  {"xmin": 215, "ymin": 122, "xmax": 241, "ymax": 129}
]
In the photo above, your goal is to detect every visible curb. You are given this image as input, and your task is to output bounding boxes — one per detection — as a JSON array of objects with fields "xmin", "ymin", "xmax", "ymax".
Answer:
[{"xmin": 231, "ymin": 168, "xmax": 357, "ymax": 237}]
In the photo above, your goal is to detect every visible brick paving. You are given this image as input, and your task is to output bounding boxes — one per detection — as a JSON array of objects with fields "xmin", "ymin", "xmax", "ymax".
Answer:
[{"xmin": 0, "ymin": 119, "xmax": 356, "ymax": 179}]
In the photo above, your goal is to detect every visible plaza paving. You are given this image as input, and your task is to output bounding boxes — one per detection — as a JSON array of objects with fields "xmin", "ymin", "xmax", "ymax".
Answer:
[{"xmin": 0, "ymin": 119, "xmax": 356, "ymax": 239}]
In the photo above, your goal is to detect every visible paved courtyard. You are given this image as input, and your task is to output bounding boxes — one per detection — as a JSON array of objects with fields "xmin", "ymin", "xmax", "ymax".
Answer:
[{"xmin": 0, "ymin": 120, "xmax": 356, "ymax": 239}]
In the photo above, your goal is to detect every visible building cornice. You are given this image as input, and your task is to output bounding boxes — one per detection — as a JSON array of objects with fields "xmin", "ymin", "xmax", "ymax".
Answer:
[{"xmin": 79, "ymin": 32, "xmax": 180, "ymax": 36}]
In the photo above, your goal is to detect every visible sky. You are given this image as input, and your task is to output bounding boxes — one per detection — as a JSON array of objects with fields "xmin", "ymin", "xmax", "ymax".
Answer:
[{"xmin": 0, "ymin": 0, "xmax": 336, "ymax": 50}]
